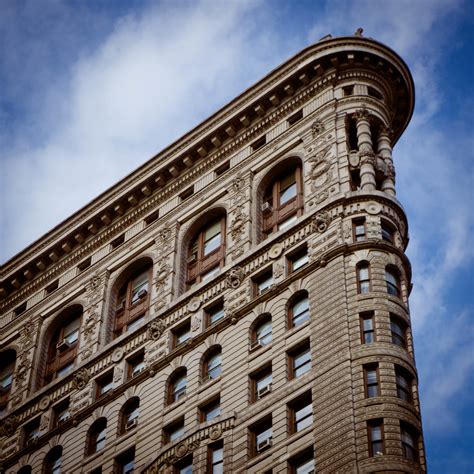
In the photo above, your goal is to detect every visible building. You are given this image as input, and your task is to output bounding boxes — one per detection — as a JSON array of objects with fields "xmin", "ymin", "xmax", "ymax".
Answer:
[{"xmin": 0, "ymin": 31, "xmax": 425, "ymax": 473}]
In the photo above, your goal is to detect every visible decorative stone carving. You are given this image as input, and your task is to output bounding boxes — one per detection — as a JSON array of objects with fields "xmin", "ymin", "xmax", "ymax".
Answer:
[
  {"xmin": 154, "ymin": 260, "xmax": 171, "ymax": 293},
  {"xmin": 187, "ymin": 297, "xmax": 201, "ymax": 312},
  {"xmin": 353, "ymin": 106, "xmax": 369, "ymax": 121},
  {"xmin": 365, "ymin": 202, "xmax": 382, "ymax": 215},
  {"xmin": 386, "ymin": 161, "xmax": 396, "ymax": 180},
  {"xmin": 312, "ymin": 212, "xmax": 331, "ymax": 233},
  {"xmin": 226, "ymin": 266, "xmax": 244, "ymax": 289},
  {"xmin": 311, "ymin": 119, "xmax": 325, "ymax": 136},
  {"xmin": 39, "ymin": 395, "xmax": 51, "ymax": 411},
  {"xmin": 72, "ymin": 368, "xmax": 90, "ymax": 390},
  {"xmin": 0, "ymin": 416, "xmax": 18, "ymax": 437},
  {"xmin": 20, "ymin": 318, "xmax": 36, "ymax": 347},
  {"xmin": 175, "ymin": 441, "xmax": 188, "ymax": 458},
  {"xmin": 274, "ymin": 262, "xmax": 284, "ymax": 279},
  {"xmin": 39, "ymin": 412, "xmax": 50, "ymax": 432},
  {"xmin": 268, "ymin": 243, "xmax": 283, "ymax": 259},
  {"xmin": 113, "ymin": 366, "xmax": 123, "ymax": 384},
  {"xmin": 360, "ymin": 151, "xmax": 377, "ymax": 167},
  {"xmin": 209, "ymin": 425, "xmax": 223, "ymax": 440},
  {"xmin": 147, "ymin": 319, "xmax": 166, "ymax": 340},
  {"xmin": 343, "ymin": 222, "xmax": 352, "ymax": 241},
  {"xmin": 111, "ymin": 347, "xmax": 124, "ymax": 363},
  {"xmin": 191, "ymin": 315, "xmax": 201, "ymax": 332}
]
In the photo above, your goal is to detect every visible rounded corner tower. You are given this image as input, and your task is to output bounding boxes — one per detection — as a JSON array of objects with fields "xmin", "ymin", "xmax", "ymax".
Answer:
[{"xmin": 0, "ymin": 32, "xmax": 424, "ymax": 473}]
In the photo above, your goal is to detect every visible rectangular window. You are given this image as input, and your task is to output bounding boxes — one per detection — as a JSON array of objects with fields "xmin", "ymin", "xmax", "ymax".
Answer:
[
  {"xmin": 381, "ymin": 220, "xmax": 395, "ymax": 243},
  {"xmin": 288, "ymin": 447, "xmax": 315, "ymax": 474},
  {"xmin": 395, "ymin": 366, "xmax": 412, "ymax": 402},
  {"xmin": 200, "ymin": 396, "xmax": 221, "ymax": 422},
  {"xmin": 164, "ymin": 418, "xmax": 185, "ymax": 443},
  {"xmin": 253, "ymin": 270, "xmax": 273, "ymax": 296},
  {"xmin": 288, "ymin": 246, "xmax": 309, "ymax": 273},
  {"xmin": 367, "ymin": 419, "xmax": 385, "ymax": 456},
  {"xmin": 360, "ymin": 312, "xmax": 375, "ymax": 343},
  {"xmin": 127, "ymin": 352, "xmax": 145, "ymax": 379},
  {"xmin": 343, "ymin": 85, "xmax": 354, "ymax": 96},
  {"xmin": 115, "ymin": 447, "xmax": 135, "ymax": 474},
  {"xmin": 172, "ymin": 320, "xmax": 191, "ymax": 348},
  {"xmin": 289, "ymin": 343, "xmax": 311, "ymax": 379},
  {"xmin": 96, "ymin": 371, "xmax": 113, "ymax": 399},
  {"xmin": 111, "ymin": 233, "xmax": 125, "ymax": 249},
  {"xmin": 179, "ymin": 186, "xmax": 194, "ymax": 202},
  {"xmin": 357, "ymin": 265, "xmax": 371, "ymax": 294},
  {"xmin": 22, "ymin": 418, "xmax": 40, "ymax": 447},
  {"xmin": 215, "ymin": 161, "xmax": 230, "ymax": 176},
  {"xmin": 77, "ymin": 257, "xmax": 91, "ymax": 271},
  {"xmin": 251, "ymin": 365, "xmax": 272, "ymax": 402},
  {"xmin": 45, "ymin": 279, "xmax": 59, "ymax": 295},
  {"xmin": 401, "ymin": 423, "xmax": 418, "ymax": 461},
  {"xmin": 144, "ymin": 210, "xmax": 159, "ymax": 225},
  {"xmin": 208, "ymin": 441, "xmax": 224, "ymax": 474},
  {"xmin": 289, "ymin": 392, "xmax": 313, "ymax": 434},
  {"xmin": 364, "ymin": 364, "xmax": 380, "ymax": 398},
  {"xmin": 206, "ymin": 301, "xmax": 225, "ymax": 326},
  {"xmin": 250, "ymin": 415, "xmax": 272, "ymax": 456},
  {"xmin": 251, "ymin": 136, "xmax": 266, "ymax": 151},
  {"xmin": 353, "ymin": 218, "xmax": 366, "ymax": 242},
  {"xmin": 390, "ymin": 315, "xmax": 407, "ymax": 349},
  {"xmin": 53, "ymin": 399, "xmax": 70, "ymax": 426},
  {"xmin": 173, "ymin": 455, "xmax": 193, "ymax": 474},
  {"xmin": 14, "ymin": 302, "xmax": 27, "ymax": 317}
]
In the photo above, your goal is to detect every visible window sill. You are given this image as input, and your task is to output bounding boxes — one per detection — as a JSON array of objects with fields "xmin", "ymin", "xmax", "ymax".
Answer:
[
  {"xmin": 198, "ymin": 375, "xmax": 221, "ymax": 394},
  {"xmin": 163, "ymin": 395, "xmax": 188, "ymax": 415}
]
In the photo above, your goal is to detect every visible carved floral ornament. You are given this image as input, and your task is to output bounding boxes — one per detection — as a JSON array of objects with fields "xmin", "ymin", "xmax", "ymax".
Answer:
[
  {"xmin": 0, "ymin": 415, "xmax": 19, "ymax": 437},
  {"xmin": 147, "ymin": 319, "xmax": 166, "ymax": 341},
  {"xmin": 311, "ymin": 118, "xmax": 325, "ymax": 136}
]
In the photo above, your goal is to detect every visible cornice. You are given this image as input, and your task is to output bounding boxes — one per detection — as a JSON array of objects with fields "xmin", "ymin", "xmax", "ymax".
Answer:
[{"xmin": 1, "ymin": 35, "xmax": 414, "ymax": 304}]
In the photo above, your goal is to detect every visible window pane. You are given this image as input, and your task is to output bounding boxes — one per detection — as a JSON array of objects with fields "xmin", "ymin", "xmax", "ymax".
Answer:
[
  {"xmin": 207, "ymin": 354, "xmax": 222, "ymax": 379},
  {"xmin": 292, "ymin": 298, "xmax": 309, "ymax": 326},
  {"xmin": 292, "ymin": 252, "xmax": 309, "ymax": 271},
  {"xmin": 57, "ymin": 362, "xmax": 74, "ymax": 378},
  {"xmin": 257, "ymin": 373, "xmax": 272, "ymax": 391},
  {"xmin": 202, "ymin": 266, "xmax": 220, "ymax": 282},
  {"xmin": 204, "ymin": 222, "xmax": 221, "ymax": 255},
  {"xmin": 256, "ymin": 426, "xmax": 272, "ymax": 444},
  {"xmin": 278, "ymin": 214, "xmax": 298, "ymax": 231},
  {"xmin": 256, "ymin": 320, "xmax": 272, "ymax": 345},
  {"xmin": 258, "ymin": 275, "xmax": 273, "ymax": 294},
  {"xmin": 294, "ymin": 349, "xmax": 311, "ymax": 377},
  {"xmin": 280, "ymin": 171, "xmax": 297, "ymax": 204},
  {"xmin": 209, "ymin": 307, "xmax": 224, "ymax": 324},
  {"xmin": 205, "ymin": 403, "xmax": 221, "ymax": 421},
  {"xmin": 296, "ymin": 459, "xmax": 314, "ymax": 474},
  {"xmin": 131, "ymin": 272, "xmax": 148, "ymax": 303}
]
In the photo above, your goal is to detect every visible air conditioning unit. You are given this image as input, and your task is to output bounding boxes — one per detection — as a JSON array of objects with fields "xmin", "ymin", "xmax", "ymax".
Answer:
[
  {"xmin": 56, "ymin": 339, "xmax": 71, "ymax": 352},
  {"xmin": 261, "ymin": 202, "xmax": 273, "ymax": 214},
  {"xmin": 250, "ymin": 340, "xmax": 262, "ymax": 351},
  {"xmin": 58, "ymin": 414, "xmax": 70, "ymax": 424},
  {"xmin": 132, "ymin": 366, "xmax": 145, "ymax": 377},
  {"xmin": 257, "ymin": 384, "xmax": 272, "ymax": 399},
  {"xmin": 257, "ymin": 437, "xmax": 272, "ymax": 452},
  {"xmin": 175, "ymin": 388, "xmax": 186, "ymax": 400},
  {"xmin": 126, "ymin": 417, "xmax": 138, "ymax": 430}
]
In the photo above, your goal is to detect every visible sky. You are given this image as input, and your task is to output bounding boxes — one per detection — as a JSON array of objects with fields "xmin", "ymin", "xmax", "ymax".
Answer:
[{"xmin": 1, "ymin": 0, "xmax": 473, "ymax": 471}]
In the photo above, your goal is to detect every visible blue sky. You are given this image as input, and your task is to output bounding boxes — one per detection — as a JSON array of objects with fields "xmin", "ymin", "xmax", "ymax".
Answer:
[{"xmin": 1, "ymin": 0, "xmax": 473, "ymax": 471}]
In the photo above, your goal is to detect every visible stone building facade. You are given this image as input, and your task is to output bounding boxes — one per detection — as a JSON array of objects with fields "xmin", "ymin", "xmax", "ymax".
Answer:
[{"xmin": 0, "ymin": 33, "xmax": 425, "ymax": 473}]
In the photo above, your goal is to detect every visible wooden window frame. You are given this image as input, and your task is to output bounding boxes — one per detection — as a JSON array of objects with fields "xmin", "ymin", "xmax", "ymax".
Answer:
[
  {"xmin": 207, "ymin": 440, "xmax": 224, "ymax": 473},
  {"xmin": 400, "ymin": 422, "xmax": 419, "ymax": 462},
  {"xmin": 96, "ymin": 371, "xmax": 114, "ymax": 400},
  {"xmin": 262, "ymin": 165, "xmax": 304, "ymax": 237},
  {"xmin": 164, "ymin": 417, "xmax": 185, "ymax": 444},
  {"xmin": 386, "ymin": 267, "xmax": 401, "ymax": 297},
  {"xmin": 288, "ymin": 447, "xmax": 315, "ymax": 474},
  {"xmin": 52, "ymin": 398, "xmax": 70, "ymax": 426},
  {"xmin": 199, "ymin": 396, "xmax": 221, "ymax": 423},
  {"xmin": 367, "ymin": 419, "xmax": 385, "ymax": 457},
  {"xmin": 44, "ymin": 311, "xmax": 82, "ymax": 385},
  {"xmin": 364, "ymin": 364, "xmax": 380, "ymax": 398},
  {"xmin": 353, "ymin": 218, "xmax": 366, "ymax": 242},
  {"xmin": 250, "ymin": 364, "xmax": 272, "ymax": 403},
  {"xmin": 288, "ymin": 342, "xmax": 311, "ymax": 380},
  {"xmin": 114, "ymin": 447, "xmax": 135, "ymax": 474},
  {"xmin": 43, "ymin": 446, "xmax": 62, "ymax": 474},
  {"xmin": 22, "ymin": 417, "xmax": 41, "ymax": 448},
  {"xmin": 395, "ymin": 366, "xmax": 413, "ymax": 403},
  {"xmin": 202, "ymin": 348, "xmax": 222, "ymax": 382},
  {"xmin": 381, "ymin": 220, "xmax": 396, "ymax": 243},
  {"xmin": 289, "ymin": 391, "xmax": 313, "ymax": 434},
  {"xmin": 357, "ymin": 263, "xmax": 371, "ymax": 294},
  {"xmin": 251, "ymin": 314, "xmax": 272, "ymax": 350},
  {"xmin": 390, "ymin": 315, "xmax": 408, "ymax": 349},
  {"xmin": 87, "ymin": 418, "xmax": 107, "ymax": 455},
  {"xmin": 114, "ymin": 267, "xmax": 151, "ymax": 339},
  {"xmin": 288, "ymin": 293, "xmax": 310, "ymax": 329},
  {"xmin": 127, "ymin": 351, "xmax": 145, "ymax": 380},
  {"xmin": 360, "ymin": 312, "xmax": 375, "ymax": 343},
  {"xmin": 253, "ymin": 269, "xmax": 273, "ymax": 297},
  {"xmin": 168, "ymin": 370, "xmax": 187, "ymax": 405},
  {"xmin": 171, "ymin": 320, "xmax": 191, "ymax": 349},
  {"xmin": 187, "ymin": 217, "xmax": 226, "ymax": 288},
  {"xmin": 249, "ymin": 415, "xmax": 272, "ymax": 457},
  {"xmin": 205, "ymin": 300, "xmax": 225, "ymax": 327},
  {"xmin": 287, "ymin": 246, "xmax": 309, "ymax": 274}
]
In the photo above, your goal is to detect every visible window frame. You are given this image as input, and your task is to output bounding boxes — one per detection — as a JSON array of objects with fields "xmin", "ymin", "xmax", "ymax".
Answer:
[
  {"xmin": 400, "ymin": 422, "xmax": 419, "ymax": 462},
  {"xmin": 171, "ymin": 320, "xmax": 191, "ymax": 349},
  {"xmin": 262, "ymin": 165, "xmax": 304, "ymax": 237},
  {"xmin": 253, "ymin": 269, "xmax": 274, "ymax": 297},
  {"xmin": 127, "ymin": 351, "xmax": 145, "ymax": 379},
  {"xmin": 381, "ymin": 220, "xmax": 396, "ymax": 243},
  {"xmin": 205, "ymin": 301, "xmax": 225, "ymax": 327},
  {"xmin": 356, "ymin": 263, "xmax": 371, "ymax": 294},
  {"xmin": 360, "ymin": 312, "xmax": 375, "ymax": 344},
  {"xmin": 250, "ymin": 415, "xmax": 273, "ymax": 457},
  {"xmin": 288, "ymin": 342, "xmax": 311, "ymax": 380},
  {"xmin": 288, "ymin": 447, "xmax": 315, "ymax": 474},
  {"xmin": 164, "ymin": 417, "xmax": 185, "ymax": 444},
  {"xmin": 287, "ymin": 246, "xmax": 309, "ymax": 274},
  {"xmin": 187, "ymin": 217, "xmax": 226, "ymax": 288},
  {"xmin": 168, "ymin": 369, "xmax": 187, "ymax": 405},
  {"xmin": 95, "ymin": 371, "xmax": 114, "ymax": 400},
  {"xmin": 114, "ymin": 266, "xmax": 151, "ymax": 339},
  {"xmin": 364, "ymin": 364, "xmax": 380, "ymax": 398},
  {"xmin": 114, "ymin": 447, "xmax": 135, "ymax": 474},
  {"xmin": 208, "ymin": 440, "xmax": 224, "ymax": 473},
  {"xmin": 251, "ymin": 314, "xmax": 272, "ymax": 350},
  {"xmin": 120, "ymin": 397, "xmax": 140, "ymax": 434},
  {"xmin": 289, "ymin": 391, "xmax": 313, "ymax": 434},
  {"xmin": 250, "ymin": 364, "xmax": 272, "ymax": 402},
  {"xmin": 395, "ymin": 366, "xmax": 413, "ymax": 403},
  {"xmin": 87, "ymin": 418, "xmax": 107, "ymax": 456},
  {"xmin": 43, "ymin": 446, "xmax": 63, "ymax": 474},
  {"xmin": 353, "ymin": 218, "xmax": 366, "ymax": 242},
  {"xmin": 288, "ymin": 293, "xmax": 310, "ymax": 329},
  {"xmin": 390, "ymin": 315, "xmax": 408, "ymax": 349},
  {"xmin": 367, "ymin": 419, "xmax": 385, "ymax": 457},
  {"xmin": 202, "ymin": 347, "xmax": 222, "ymax": 382},
  {"xmin": 199, "ymin": 396, "xmax": 221, "ymax": 423},
  {"xmin": 386, "ymin": 267, "xmax": 401, "ymax": 297}
]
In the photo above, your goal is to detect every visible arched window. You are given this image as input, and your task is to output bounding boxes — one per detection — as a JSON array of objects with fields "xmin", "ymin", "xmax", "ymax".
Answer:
[
  {"xmin": 262, "ymin": 163, "xmax": 303, "ymax": 238},
  {"xmin": 44, "ymin": 307, "xmax": 82, "ymax": 385},
  {"xmin": 0, "ymin": 349, "xmax": 16, "ymax": 414},
  {"xmin": 114, "ymin": 264, "xmax": 152, "ymax": 338},
  {"xmin": 43, "ymin": 446, "xmax": 62, "ymax": 474},
  {"xmin": 187, "ymin": 217, "xmax": 226, "ymax": 288},
  {"xmin": 202, "ymin": 347, "xmax": 222, "ymax": 381},
  {"xmin": 168, "ymin": 369, "xmax": 187, "ymax": 405},
  {"xmin": 251, "ymin": 314, "xmax": 272, "ymax": 350},
  {"xmin": 120, "ymin": 397, "xmax": 140, "ymax": 433},
  {"xmin": 386, "ymin": 266, "xmax": 401, "ymax": 297},
  {"xmin": 87, "ymin": 418, "xmax": 107, "ymax": 455},
  {"xmin": 356, "ymin": 262, "xmax": 371, "ymax": 294},
  {"xmin": 288, "ymin": 293, "xmax": 310, "ymax": 328}
]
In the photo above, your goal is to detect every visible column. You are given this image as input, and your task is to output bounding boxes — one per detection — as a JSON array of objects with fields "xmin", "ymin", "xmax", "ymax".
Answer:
[
  {"xmin": 354, "ymin": 108, "xmax": 376, "ymax": 192},
  {"xmin": 378, "ymin": 126, "xmax": 396, "ymax": 196}
]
